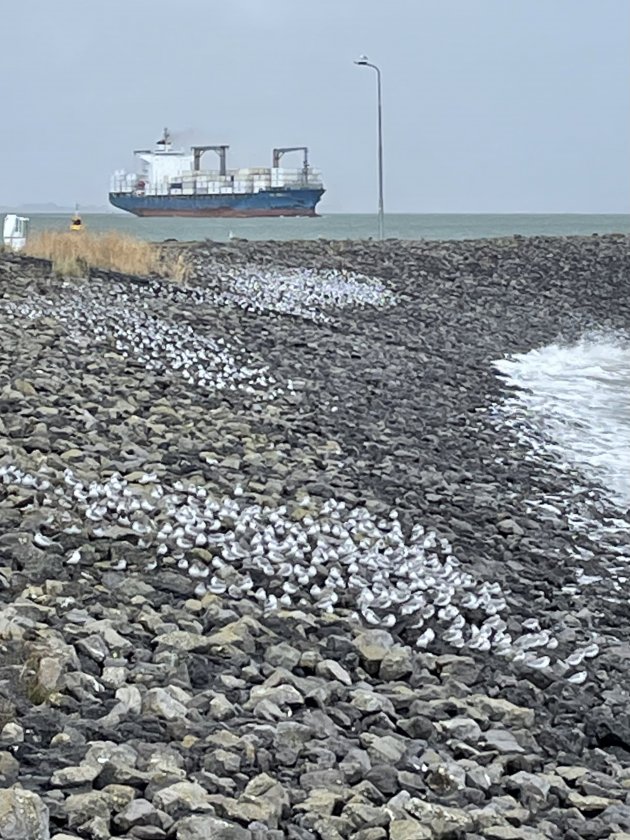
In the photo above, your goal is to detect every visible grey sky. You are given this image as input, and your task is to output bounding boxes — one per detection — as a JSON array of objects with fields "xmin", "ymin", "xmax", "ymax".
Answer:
[{"xmin": 1, "ymin": 0, "xmax": 628, "ymax": 213}]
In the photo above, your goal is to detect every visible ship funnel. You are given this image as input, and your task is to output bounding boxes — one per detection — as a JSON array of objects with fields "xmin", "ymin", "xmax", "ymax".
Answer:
[{"xmin": 156, "ymin": 127, "xmax": 172, "ymax": 150}]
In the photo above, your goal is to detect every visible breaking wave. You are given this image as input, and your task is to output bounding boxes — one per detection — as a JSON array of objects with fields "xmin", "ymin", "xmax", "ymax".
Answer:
[{"xmin": 494, "ymin": 333, "xmax": 630, "ymax": 508}]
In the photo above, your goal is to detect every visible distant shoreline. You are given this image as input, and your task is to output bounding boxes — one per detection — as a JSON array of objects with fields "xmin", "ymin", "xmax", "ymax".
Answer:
[{"xmin": 3, "ymin": 209, "xmax": 630, "ymax": 217}]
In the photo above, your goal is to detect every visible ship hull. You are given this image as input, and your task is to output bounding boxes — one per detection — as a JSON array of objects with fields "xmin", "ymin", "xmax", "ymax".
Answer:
[{"xmin": 109, "ymin": 188, "xmax": 325, "ymax": 218}]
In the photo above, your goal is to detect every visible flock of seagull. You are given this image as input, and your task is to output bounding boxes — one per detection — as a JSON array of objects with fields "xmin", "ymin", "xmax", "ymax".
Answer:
[
  {"xmin": 1, "ymin": 282, "xmax": 282, "ymax": 400},
  {"xmin": 196, "ymin": 263, "xmax": 397, "ymax": 323},
  {"xmin": 0, "ymin": 265, "xmax": 604, "ymax": 683},
  {"xmin": 0, "ymin": 462, "xmax": 600, "ymax": 683},
  {"xmin": 1, "ymin": 264, "xmax": 395, "ymax": 400},
  {"xmin": 160, "ymin": 262, "xmax": 395, "ymax": 322}
]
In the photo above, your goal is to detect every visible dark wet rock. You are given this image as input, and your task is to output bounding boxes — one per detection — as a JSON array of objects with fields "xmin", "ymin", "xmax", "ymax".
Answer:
[{"xmin": 365, "ymin": 764, "xmax": 400, "ymax": 796}]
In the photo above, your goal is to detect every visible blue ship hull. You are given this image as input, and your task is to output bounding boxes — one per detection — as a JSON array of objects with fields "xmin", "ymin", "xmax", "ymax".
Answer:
[{"xmin": 109, "ymin": 187, "xmax": 325, "ymax": 217}]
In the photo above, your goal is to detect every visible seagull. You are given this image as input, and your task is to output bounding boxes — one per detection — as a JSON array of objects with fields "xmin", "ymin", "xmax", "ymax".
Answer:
[
  {"xmin": 66, "ymin": 549, "xmax": 81, "ymax": 566},
  {"xmin": 416, "ymin": 628, "xmax": 435, "ymax": 649}
]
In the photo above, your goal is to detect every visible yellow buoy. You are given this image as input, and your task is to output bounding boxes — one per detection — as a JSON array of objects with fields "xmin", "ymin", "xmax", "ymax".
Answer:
[{"xmin": 70, "ymin": 204, "xmax": 83, "ymax": 232}]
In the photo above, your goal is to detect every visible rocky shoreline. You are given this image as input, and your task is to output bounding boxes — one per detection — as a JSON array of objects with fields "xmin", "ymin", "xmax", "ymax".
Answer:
[{"xmin": 1, "ymin": 234, "xmax": 629, "ymax": 839}]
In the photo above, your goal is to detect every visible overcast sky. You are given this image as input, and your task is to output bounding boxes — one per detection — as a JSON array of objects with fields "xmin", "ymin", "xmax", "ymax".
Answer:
[{"xmin": 1, "ymin": 0, "xmax": 628, "ymax": 213}]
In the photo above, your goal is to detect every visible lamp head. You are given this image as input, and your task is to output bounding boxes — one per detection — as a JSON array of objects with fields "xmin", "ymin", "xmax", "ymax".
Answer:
[{"xmin": 354, "ymin": 55, "xmax": 369, "ymax": 65}]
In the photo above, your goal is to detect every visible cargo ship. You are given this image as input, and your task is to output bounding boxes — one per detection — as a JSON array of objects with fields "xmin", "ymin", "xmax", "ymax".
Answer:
[{"xmin": 109, "ymin": 128, "xmax": 325, "ymax": 218}]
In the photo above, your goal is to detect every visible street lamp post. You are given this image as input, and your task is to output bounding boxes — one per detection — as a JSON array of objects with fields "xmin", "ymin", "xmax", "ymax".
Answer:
[{"xmin": 354, "ymin": 55, "xmax": 384, "ymax": 240}]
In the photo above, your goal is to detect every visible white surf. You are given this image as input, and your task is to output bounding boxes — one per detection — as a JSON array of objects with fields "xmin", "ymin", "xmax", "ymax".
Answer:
[{"xmin": 494, "ymin": 334, "xmax": 630, "ymax": 509}]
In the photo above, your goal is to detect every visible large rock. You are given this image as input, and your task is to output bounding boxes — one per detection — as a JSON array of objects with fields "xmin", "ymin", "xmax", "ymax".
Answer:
[
  {"xmin": 208, "ymin": 694, "xmax": 236, "ymax": 721},
  {"xmin": 155, "ymin": 630, "xmax": 211, "ymax": 652},
  {"xmin": 204, "ymin": 617, "xmax": 263, "ymax": 652},
  {"xmin": 350, "ymin": 689, "xmax": 396, "ymax": 716},
  {"xmin": 295, "ymin": 789, "xmax": 349, "ymax": 817},
  {"xmin": 113, "ymin": 799, "xmax": 171, "ymax": 832},
  {"xmin": 361, "ymin": 734, "xmax": 406, "ymax": 765},
  {"xmin": 153, "ymin": 782, "xmax": 214, "ymax": 818},
  {"xmin": 343, "ymin": 803, "xmax": 390, "ymax": 829},
  {"xmin": 568, "ymin": 792, "xmax": 613, "ymax": 812},
  {"xmin": 483, "ymin": 729, "xmax": 525, "ymax": 754},
  {"xmin": 36, "ymin": 655, "xmax": 66, "ymax": 693},
  {"xmin": 81, "ymin": 741, "xmax": 147, "ymax": 788},
  {"xmin": 467, "ymin": 695, "xmax": 536, "ymax": 729},
  {"xmin": 265, "ymin": 642, "xmax": 302, "ymax": 670},
  {"xmin": 389, "ymin": 821, "xmax": 432, "ymax": 840},
  {"xmin": 0, "ymin": 787, "xmax": 49, "ymax": 840},
  {"xmin": 177, "ymin": 815, "xmax": 252, "ymax": 840},
  {"xmin": 483, "ymin": 828, "xmax": 552, "ymax": 840},
  {"xmin": 506, "ymin": 771, "xmax": 551, "ymax": 810},
  {"xmin": 209, "ymin": 774, "xmax": 288, "ymax": 828},
  {"xmin": 246, "ymin": 683, "xmax": 304, "ymax": 710},
  {"xmin": 63, "ymin": 792, "xmax": 111, "ymax": 831},
  {"xmin": 273, "ymin": 721, "xmax": 313, "ymax": 765},
  {"xmin": 100, "ymin": 684, "xmax": 142, "ymax": 725},
  {"xmin": 353, "ymin": 630, "xmax": 395, "ymax": 673},
  {"xmin": 203, "ymin": 749, "xmax": 241, "ymax": 777},
  {"xmin": 143, "ymin": 686, "xmax": 189, "ymax": 720},
  {"xmin": 404, "ymin": 799, "xmax": 475, "ymax": 837},
  {"xmin": 75, "ymin": 634, "xmax": 109, "ymax": 663},
  {"xmin": 50, "ymin": 764, "xmax": 101, "ymax": 787},
  {"xmin": 378, "ymin": 647, "xmax": 413, "ymax": 681},
  {"xmin": 316, "ymin": 659, "xmax": 353, "ymax": 686},
  {"xmin": 0, "ymin": 752, "xmax": 20, "ymax": 786},
  {"xmin": 439, "ymin": 716, "xmax": 482, "ymax": 742}
]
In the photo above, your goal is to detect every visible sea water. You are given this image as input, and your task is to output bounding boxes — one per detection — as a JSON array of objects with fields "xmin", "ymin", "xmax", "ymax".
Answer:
[
  {"xmin": 20, "ymin": 212, "xmax": 630, "ymax": 243},
  {"xmin": 495, "ymin": 335, "xmax": 630, "ymax": 509},
  {"xmin": 493, "ymin": 334, "xmax": 630, "ymax": 603}
]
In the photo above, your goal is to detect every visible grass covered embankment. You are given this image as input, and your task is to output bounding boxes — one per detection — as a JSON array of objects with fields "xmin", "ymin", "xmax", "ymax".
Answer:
[{"xmin": 23, "ymin": 229, "xmax": 189, "ymax": 279}]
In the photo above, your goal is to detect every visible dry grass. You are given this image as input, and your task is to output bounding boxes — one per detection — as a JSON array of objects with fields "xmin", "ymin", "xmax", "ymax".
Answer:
[{"xmin": 24, "ymin": 229, "xmax": 190, "ymax": 281}]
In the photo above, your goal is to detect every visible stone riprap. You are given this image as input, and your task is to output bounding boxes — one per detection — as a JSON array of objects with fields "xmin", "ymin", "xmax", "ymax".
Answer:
[{"xmin": 0, "ymin": 235, "xmax": 629, "ymax": 839}]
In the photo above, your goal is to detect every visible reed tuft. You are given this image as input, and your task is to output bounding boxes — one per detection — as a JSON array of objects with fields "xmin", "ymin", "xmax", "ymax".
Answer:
[{"xmin": 25, "ymin": 230, "xmax": 189, "ymax": 281}]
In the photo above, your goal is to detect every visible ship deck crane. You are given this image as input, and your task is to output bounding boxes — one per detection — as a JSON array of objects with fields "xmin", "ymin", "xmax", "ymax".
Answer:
[
  {"xmin": 192, "ymin": 145, "xmax": 229, "ymax": 175},
  {"xmin": 272, "ymin": 146, "xmax": 310, "ymax": 181}
]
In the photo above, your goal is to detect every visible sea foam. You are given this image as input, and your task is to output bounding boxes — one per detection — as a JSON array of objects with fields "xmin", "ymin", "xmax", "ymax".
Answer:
[{"xmin": 495, "ymin": 333, "xmax": 630, "ymax": 508}]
